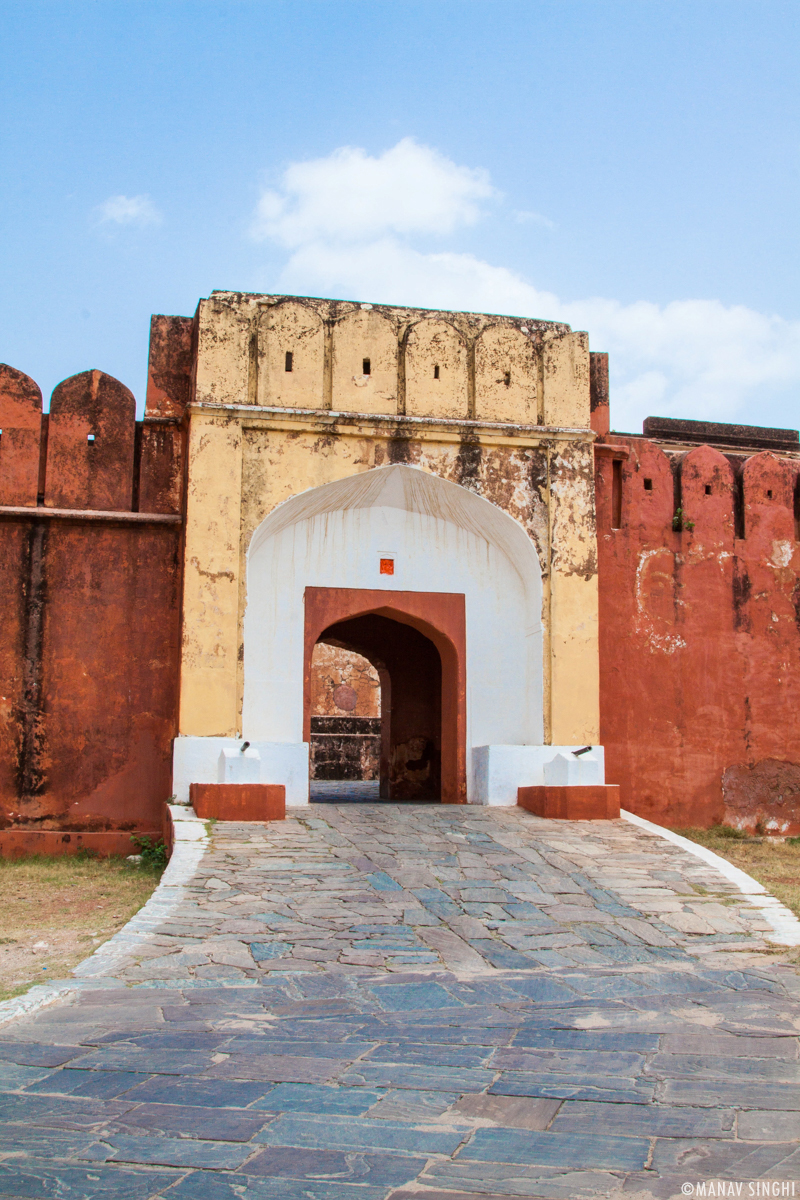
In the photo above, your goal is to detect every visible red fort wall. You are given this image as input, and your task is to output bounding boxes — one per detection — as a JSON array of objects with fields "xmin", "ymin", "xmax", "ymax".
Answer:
[
  {"xmin": 595, "ymin": 431, "xmax": 800, "ymax": 833},
  {"xmin": 0, "ymin": 316, "xmax": 192, "ymax": 857},
  {"xmin": 1, "ymin": 314, "xmax": 799, "ymax": 848}
]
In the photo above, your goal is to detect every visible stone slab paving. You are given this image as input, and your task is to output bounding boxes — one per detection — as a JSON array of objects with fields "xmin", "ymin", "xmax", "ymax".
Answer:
[{"xmin": 0, "ymin": 804, "xmax": 799, "ymax": 1199}]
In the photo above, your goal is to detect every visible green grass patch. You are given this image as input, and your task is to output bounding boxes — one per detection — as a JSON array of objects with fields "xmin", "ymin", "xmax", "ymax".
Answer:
[
  {"xmin": 0, "ymin": 852, "xmax": 163, "ymax": 1003},
  {"xmin": 672, "ymin": 826, "xmax": 800, "ymax": 923}
]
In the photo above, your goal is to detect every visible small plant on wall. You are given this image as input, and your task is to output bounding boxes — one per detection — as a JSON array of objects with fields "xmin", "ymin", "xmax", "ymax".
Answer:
[{"xmin": 672, "ymin": 506, "xmax": 695, "ymax": 532}]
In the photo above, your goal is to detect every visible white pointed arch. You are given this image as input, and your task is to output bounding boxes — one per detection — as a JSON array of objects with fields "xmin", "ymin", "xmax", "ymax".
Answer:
[{"xmin": 243, "ymin": 464, "xmax": 544, "ymax": 799}]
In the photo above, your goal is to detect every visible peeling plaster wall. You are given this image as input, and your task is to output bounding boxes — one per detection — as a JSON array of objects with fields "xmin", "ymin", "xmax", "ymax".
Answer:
[
  {"xmin": 5, "ymin": 286, "xmax": 798, "ymax": 834},
  {"xmin": 193, "ymin": 292, "xmax": 586, "ymax": 425},
  {"xmin": 597, "ymin": 438, "xmax": 800, "ymax": 832},
  {"xmin": 0, "ymin": 345, "xmax": 188, "ymax": 849},
  {"xmin": 0, "ymin": 291, "xmax": 602, "ymax": 843},
  {"xmin": 180, "ymin": 418, "xmax": 599, "ymax": 749},
  {"xmin": 179, "ymin": 292, "xmax": 601, "ymax": 757}
]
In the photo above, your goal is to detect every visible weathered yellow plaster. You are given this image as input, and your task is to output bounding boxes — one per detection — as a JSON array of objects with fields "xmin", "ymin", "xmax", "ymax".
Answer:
[
  {"xmin": 179, "ymin": 293, "xmax": 602, "ymax": 748},
  {"xmin": 179, "ymin": 412, "xmax": 244, "ymax": 736},
  {"xmin": 331, "ymin": 308, "xmax": 398, "ymax": 415},
  {"xmin": 256, "ymin": 299, "xmax": 325, "ymax": 410},
  {"xmin": 405, "ymin": 319, "xmax": 468, "ymax": 419},
  {"xmin": 474, "ymin": 323, "xmax": 537, "ymax": 424},
  {"xmin": 542, "ymin": 330, "xmax": 591, "ymax": 428}
]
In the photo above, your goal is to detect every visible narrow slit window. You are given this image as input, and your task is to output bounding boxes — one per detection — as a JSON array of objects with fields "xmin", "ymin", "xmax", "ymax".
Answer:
[
  {"xmin": 643, "ymin": 478, "xmax": 653, "ymax": 491},
  {"xmin": 611, "ymin": 460, "xmax": 622, "ymax": 529},
  {"xmin": 503, "ymin": 371, "xmax": 511, "ymax": 387},
  {"xmin": 285, "ymin": 351, "xmax": 293, "ymax": 372},
  {"xmin": 705, "ymin": 484, "xmax": 712, "ymax": 495},
  {"xmin": 87, "ymin": 434, "xmax": 96, "ymax": 445},
  {"xmin": 767, "ymin": 489, "xmax": 773, "ymax": 499},
  {"xmin": 362, "ymin": 358, "xmax": 371, "ymax": 376},
  {"xmin": 433, "ymin": 365, "xmax": 440, "ymax": 379}
]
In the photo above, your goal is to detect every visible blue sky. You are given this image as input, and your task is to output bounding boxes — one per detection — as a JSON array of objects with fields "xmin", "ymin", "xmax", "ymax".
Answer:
[{"xmin": 1, "ymin": 0, "xmax": 799, "ymax": 430}]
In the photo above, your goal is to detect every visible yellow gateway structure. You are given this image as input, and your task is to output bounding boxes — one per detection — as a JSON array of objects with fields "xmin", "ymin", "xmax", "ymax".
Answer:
[{"xmin": 173, "ymin": 292, "xmax": 607, "ymax": 808}]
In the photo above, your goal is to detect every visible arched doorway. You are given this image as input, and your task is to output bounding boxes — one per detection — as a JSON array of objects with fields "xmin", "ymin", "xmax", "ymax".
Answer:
[
  {"xmin": 303, "ymin": 587, "xmax": 466, "ymax": 804},
  {"xmin": 242, "ymin": 464, "xmax": 542, "ymax": 804},
  {"xmin": 311, "ymin": 614, "xmax": 442, "ymax": 802}
]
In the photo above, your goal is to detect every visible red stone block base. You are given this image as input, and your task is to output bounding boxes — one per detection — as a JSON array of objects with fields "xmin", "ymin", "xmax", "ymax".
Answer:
[
  {"xmin": 0, "ymin": 829, "xmax": 162, "ymax": 860},
  {"xmin": 190, "ymin": 783, "xmax": 286, "ymax": 822},
  {"xmin": 518, "ymin": 785, "xmax": 621, "ymax": 820}
]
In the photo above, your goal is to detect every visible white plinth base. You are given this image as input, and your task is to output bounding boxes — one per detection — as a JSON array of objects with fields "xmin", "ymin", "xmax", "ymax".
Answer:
[
  {"xmin": 218, "ymin": 747, "xmax": 261, "ymax": 784},
  {"xmin": 173, "ymin": 738, "xmax": 310, "ymax": 806},
  {"xmin": 471, "ymin": 745, "xmax": 606, "ymax": 806}
]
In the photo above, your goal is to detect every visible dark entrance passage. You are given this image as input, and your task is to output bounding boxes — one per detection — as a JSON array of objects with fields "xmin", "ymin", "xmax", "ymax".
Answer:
[
  {"xmin": 314, "ymin": 614, "xmax": 442, "ymax": 802},
  {"xmin": 303, "ymin": 587, "xmax": 467, "ymax": 804}
]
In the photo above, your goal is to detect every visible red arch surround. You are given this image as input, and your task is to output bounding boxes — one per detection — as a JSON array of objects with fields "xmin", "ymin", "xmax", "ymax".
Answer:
[{"xmin": 304, "ymin": 587, "xmax": 466, "ymax": 804}]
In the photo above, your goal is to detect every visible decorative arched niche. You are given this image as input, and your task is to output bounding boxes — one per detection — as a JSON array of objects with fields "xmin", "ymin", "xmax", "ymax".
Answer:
[
  {"xmin": 474, "ymin": 325, "xmax": 537, "ymax": 424},
  {"xmin": 404, "ymin": 319, "xmax": 468, "ymax": 419},
  {"xmin": 243, "ymin": 464, "xmax": 543, "ymax": 802},
  {"xmin": 257, "ymin": 300, "xmax": 325, "ymax": 409},
  {"xmin": 331, "ymin": 308, "xmax": 398, "ymax": 415}
]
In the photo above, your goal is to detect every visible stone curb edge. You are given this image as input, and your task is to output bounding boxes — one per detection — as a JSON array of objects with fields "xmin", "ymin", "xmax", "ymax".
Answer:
[
  {"xmin": 622, "ymin": 808, "xmax": 800, "ymax": 947},
  {"xmin": 0, "ymin": 805, "xmax": 210, "ymax": 1029}
]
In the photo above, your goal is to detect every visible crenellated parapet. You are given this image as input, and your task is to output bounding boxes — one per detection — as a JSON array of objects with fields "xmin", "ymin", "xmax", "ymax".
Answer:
[
  {"xmin": 595, "ymin": 423, "xmax": 800, "ymax": 543},
  {"xmin": 6, "ymin": 288, "xmax": 797, "ymax": 846},
  {"xmin": 193, "ymin": 293, "xmax": 593, "ymax": 429},
  {"xmin": 0, "ymin": 322, "xmax": 192, "ymax": 855},
  {"xmin": 0, "ymin": 365, "xmax": 43, "ymax": 507},
  {"xmin": 0, "ymin": 320, "xmax": 192, "ymax": 518},
  {"xmin": 595, "ymin": 418, "xmax": 800, "ymax": 833}
]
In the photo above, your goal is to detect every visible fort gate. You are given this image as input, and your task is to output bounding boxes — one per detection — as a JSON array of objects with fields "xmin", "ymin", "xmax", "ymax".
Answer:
[
  {"xmin": 172, "ymin": 294, "xmax": 605, "ymax": 806},
  {"xmin": 7, "ymin": 289, "xmax": 796, "ymax": 851}
]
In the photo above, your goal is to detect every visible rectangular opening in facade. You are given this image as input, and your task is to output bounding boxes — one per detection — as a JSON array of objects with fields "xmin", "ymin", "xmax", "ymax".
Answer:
[{"xmin": 611, "ymin": 459, "xmax": 622, "ymax": 529}]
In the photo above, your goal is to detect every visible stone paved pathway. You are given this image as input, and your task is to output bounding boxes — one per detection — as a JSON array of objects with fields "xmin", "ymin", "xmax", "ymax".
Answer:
[{"xmin": 1, "ymin": 805, "xmax": 799, "ymax": 1199}]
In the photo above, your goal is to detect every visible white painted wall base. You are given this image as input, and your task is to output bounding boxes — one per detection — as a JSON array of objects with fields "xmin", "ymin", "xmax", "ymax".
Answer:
[
  {"xmin": 543, "ymin": 752, "xmax": 601, "ymax": 787},
  {"xmin": 174, "ymin": 738, "xmax": 604, "ymax": 810},
  {"xmin": 218, "ymin": 747, "xmax": 261, "ymax": 784},
  {"xmin": 471, "ymin": 745, "xmax": 606, "ymax": 806},
  {"xmin": 173, "ymin": 737, "xmax": 310, "ymax": 806}
]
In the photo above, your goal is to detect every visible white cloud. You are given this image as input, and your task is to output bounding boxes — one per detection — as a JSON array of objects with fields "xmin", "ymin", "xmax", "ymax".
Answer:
[
  {"xmin": 254, "ymin": 141, "xmax": 800, "ymax": 431},
  {"xmin": 282, "ymin": 238, "xmax": 556, "ymax": 318},
  {"xmin": 95, "ymin": 194, "xmax": 162, "ymax": 227},
  {"xmin": 565, "ymin": 296, "xmax": 800, "ymax": 430},
  {"xmin": 252, "ymin": 138, "xmax": 497, "ymax": 247}
]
